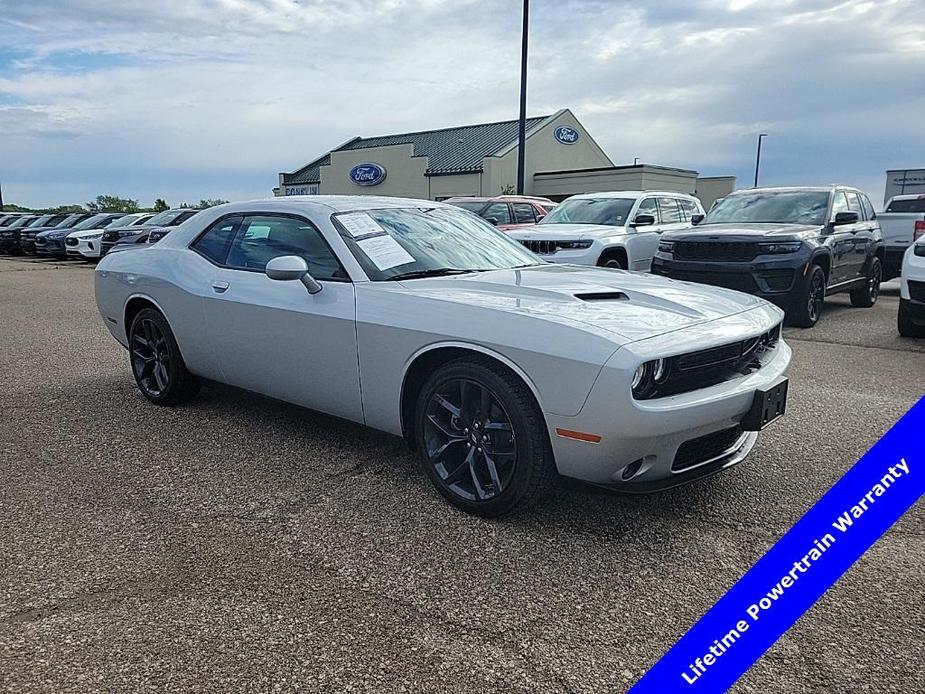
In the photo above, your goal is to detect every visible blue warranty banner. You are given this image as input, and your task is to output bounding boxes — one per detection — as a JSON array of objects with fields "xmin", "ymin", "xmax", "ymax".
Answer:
[{"xmin": 630, "ymin": 397, "xmax": 925, "ymax": 693}]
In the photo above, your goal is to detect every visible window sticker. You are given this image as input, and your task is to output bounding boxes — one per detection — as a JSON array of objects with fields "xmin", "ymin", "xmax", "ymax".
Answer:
[
  {"xmin": 337, "ymin": 212, "xmax": 386, "ymax": 240},
  {"xmin": 357, "ymin": 234, "xmax": 415, "ymax": 271}
]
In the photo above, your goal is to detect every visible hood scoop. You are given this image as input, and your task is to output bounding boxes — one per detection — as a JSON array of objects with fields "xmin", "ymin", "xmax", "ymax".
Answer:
[{"xmin": 574, "ymin": 291, "xmax": 629, "ymax": 302}]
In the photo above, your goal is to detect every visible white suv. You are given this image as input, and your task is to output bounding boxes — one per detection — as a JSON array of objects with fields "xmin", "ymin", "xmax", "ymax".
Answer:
[
  {"xmin": 898, "ymin": 238, "xmax": 925, "ymax": 337},
  {"xmin": 508, "ymin": 191, "xmax": 704, "ymax": 271}
]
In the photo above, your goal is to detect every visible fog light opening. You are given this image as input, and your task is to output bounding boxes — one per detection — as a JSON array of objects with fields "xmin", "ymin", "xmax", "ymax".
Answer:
[{"xmin": 621, "ymin": 458, "xmax": 644, "ymax": 481}]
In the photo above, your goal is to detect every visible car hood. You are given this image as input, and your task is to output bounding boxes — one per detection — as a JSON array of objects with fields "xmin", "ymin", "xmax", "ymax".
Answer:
[
  {"xmin": 68, "ymin": 228, "xmax": 108, "ymax": 239},
  {"xmin": 666, "ymin": 222, "xmax": 820, "ymax": 240},
  {"xmin": 509, "ymin": 223, "xmax": 626, "ymax": 240},
  {"xmin": 396, "ymin": 264, "xmax": 770, "ymax": 344}
]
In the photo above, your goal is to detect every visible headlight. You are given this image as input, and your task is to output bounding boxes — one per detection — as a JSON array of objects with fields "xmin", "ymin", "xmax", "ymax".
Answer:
[
  {"xmin": 658, "ymin": 240, "xmax": 676, "ymax": 253},
  {"xmin": 915, "ymin": 245, "xmax": 925, "ymax": 257},
  {"xmin": 86, "ymin": 232, "xmax": 103, "ymax": 240},
  {"xmin": 633, "ymin": 358, "xmax": 671, "ymax": 398},
  {"xmin": 557, "ymin": 240, "xmax": 592, "ymax": 249},
  {"xmin": 758, "ymin": 241, "xmax": 802, "ymax": 254}
]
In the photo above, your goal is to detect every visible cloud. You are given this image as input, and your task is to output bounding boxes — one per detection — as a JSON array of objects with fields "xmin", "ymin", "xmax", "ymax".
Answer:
[{"xmin": 0, "ymin": 0, "xmax": 923, "ymax": 207}]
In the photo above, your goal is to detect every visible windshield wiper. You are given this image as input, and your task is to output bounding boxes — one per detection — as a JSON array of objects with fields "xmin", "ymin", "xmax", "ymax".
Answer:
[{"xmin": 386, "ymin": 268, "xmax": 477, "ymax": 281}]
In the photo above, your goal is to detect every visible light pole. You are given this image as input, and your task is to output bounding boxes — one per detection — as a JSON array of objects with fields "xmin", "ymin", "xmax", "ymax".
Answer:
[
  {"xmin": 516, "ymin": 0, "xmax": 529, "ymax": 195},
  {"xmin": 753, "ymin": 133, "xmax": 767, "ymax": 187}
]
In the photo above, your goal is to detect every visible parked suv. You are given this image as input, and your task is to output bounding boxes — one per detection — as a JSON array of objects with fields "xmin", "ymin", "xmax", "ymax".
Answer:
[
  {"xmin": 652, "ymin": 186, "xmax": 883, "ymax": 328},
  {"xmin": 100, "ymin": 208, "xmax": 200, "ymax": 257},
  {"xmin": 878, "ymin": 194, "xmax": 925, "ymax": 280},
  {"xmin": 898, "ymin": 238, "xmax": 925, "ymax": 338},
  {"xmin": 0, "ymin": 215, "xmax": 39, "ymax": 254},
  {"xmin": 508, "ymin": 191, "xmax": 704, "ymax": 270},
  {"xmin": 444, "ymin": 195, "xmax": 557, "ymax": 231}
]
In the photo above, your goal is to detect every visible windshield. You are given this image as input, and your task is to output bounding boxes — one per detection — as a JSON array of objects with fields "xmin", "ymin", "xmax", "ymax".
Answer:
[
  {"xmin": 703, "ymin": 191, "xmax": 830, "ymax": 225},
  {"xmin": 886, "ymin": 198, "xmax": 925, "ymax": 213},
  {"xmin": 55, "ymin": 214, "xmax": 86, "ymax": 228},
  {"xmin": 147, "ymin": 209, "xmax": 197, "ymax": 226},
  {"xmin": 333, "ymin": 207, "xmax": 541, "ymax": 281},
  {"xmin": 28, "ymin": 215, "xmax": 54, "ymax": 227},
  {"xmin": 109, "ymin": 214, "xmax": 142, "ymax": 227},
  {"xmin": 10, "ymin": 216, "xmax": 36, "ymax": 228},
  {"xmin": 72, "ymin": 214, "xmax": 117, "ymax": 231},
  {"xmin": 539, "ymin": 197, "xmax": 635, "ymax": 226},
  {"xmin": 446, "ymin": 200, "xmax": 486, "ymax": 213}
]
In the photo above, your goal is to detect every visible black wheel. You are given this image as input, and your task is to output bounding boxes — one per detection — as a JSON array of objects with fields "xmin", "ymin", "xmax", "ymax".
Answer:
[
  {"xmin": 597, "ymin": 253, "xmax": 626, "ymax": 270},
  {"xmin": 789, "ymin": 264, "xmax": 826, "ymax": 328},
  {"xmin": 129, "ymin": 308, "xmax": 200, "ymax": 405},
  {"xmin": 415, "ymin": 357, "xmax": 555, "ymax": 517},
  {"xmin": 850, "ymin": 257, "xmax": 882, "ymax": 308},
  {"xmin": 898, "ymin": 300, "xmax": 925, "ymax": 338}
]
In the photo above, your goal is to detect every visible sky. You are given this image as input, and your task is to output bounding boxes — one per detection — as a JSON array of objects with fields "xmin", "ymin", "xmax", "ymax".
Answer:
[{"xmin": 0, "ymin": 0, "xmax": 923, "ymax": 209}]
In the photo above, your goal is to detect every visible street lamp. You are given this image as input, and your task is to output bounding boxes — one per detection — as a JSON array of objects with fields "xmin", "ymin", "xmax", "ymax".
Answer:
[
  {"xmin": 753, "ymin": 133, "xmax": 768, "ymax": 187},
  {"xmin": 516, "ymin": 0, "xmax": 529, "ymax": 195}
]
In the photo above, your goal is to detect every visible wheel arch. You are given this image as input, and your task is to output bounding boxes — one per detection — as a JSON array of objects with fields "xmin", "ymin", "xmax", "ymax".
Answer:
[
  {"xmin": 597, "ymin": 244, "xmax": 629, "ymax": 268},
  {"xmin": 399, "ymin": 342, "xmax": 545, "ymax": 449},
  {"xmin": 123, "ymin": 293, "xmax": 169, "ymax": 343},
  {"xmin": 810, "ymin": 251, "xmax": 831, "ymax": 281}
]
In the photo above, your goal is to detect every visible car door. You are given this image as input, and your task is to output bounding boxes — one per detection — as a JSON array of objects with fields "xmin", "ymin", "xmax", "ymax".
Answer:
[
  {"xmin": 625, "ymin": 197, "xmax": 661, "ymax": 270},
  {"xmin": 826, "ymin": 191, "xmax": 861, "ymax": 284},
  {"xmin": 846, "ymin": 191, "xmax": 875, "ymax": 278},
  {"xmin": 196, "ymin": 213, "xmax": 364, "ymax": 423},
  {"xmin": 508, "ymin": 202, "xmax": 537, "ymax": 230}
]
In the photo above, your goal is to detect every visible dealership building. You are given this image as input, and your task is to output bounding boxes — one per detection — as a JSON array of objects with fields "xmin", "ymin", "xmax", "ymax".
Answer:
[{"xmin": 274, "ymin": 108, "xmax": 734, "ymax": 207}]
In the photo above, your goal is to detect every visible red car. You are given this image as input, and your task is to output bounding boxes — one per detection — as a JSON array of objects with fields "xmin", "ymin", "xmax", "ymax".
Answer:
[{"xmin": 445, "ymin": 195, "xmax": 558, "ymax": 231}]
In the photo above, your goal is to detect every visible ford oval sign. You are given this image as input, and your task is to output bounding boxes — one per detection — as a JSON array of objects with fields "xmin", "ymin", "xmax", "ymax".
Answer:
[
  {"xmin": 554, "ymin": 126, "xmax": 579, "ymax": 145},
  {"xmin": 349, "ymin": 163, "xmax": 387, "ymax": 186}
]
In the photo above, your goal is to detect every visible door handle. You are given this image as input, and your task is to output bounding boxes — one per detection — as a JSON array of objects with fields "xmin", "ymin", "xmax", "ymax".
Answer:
[{"xmin": 211, "ymin": 281, "xmax": 230, "ymax": 293}]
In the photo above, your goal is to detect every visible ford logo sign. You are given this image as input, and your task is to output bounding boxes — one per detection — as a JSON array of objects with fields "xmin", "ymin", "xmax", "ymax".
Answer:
[
  {"xmin": 349, "ymin": 163, "xmax": 387, "ymax": 186},
  {"xmin": 554, "ymin": 126, "xmax": 579, "ymax": 145}
]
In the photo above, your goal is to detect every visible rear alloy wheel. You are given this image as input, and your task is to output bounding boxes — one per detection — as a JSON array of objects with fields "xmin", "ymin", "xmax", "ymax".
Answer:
[
  {"xmin": 850, "ymin": 257, "xmax": 882, "ymax": 308},
  {"xmin": 898, "ymin": 300, "xmax": 925, "ymax": 338},
  {"xmin": 416, "ymin": 358, "xmax": 555, "ymax": 517},
  {"xmin": 790, "ymin": 264, "xmax": 826, "ymax": 328},
  {"xmin": 129, "ymin": 307, "xmax": 200, "ymax": 405}
]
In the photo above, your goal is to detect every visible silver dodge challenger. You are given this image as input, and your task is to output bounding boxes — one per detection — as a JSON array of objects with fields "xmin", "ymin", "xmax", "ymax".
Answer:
[{"xmin": 95, "ymin": 196, "xmax": 791, "ymax": 516}]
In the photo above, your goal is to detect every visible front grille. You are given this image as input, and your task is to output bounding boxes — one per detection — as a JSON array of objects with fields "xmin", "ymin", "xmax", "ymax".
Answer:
[
  {"xmin": 661, "ymin": 269, "xmax": 758, "ymax": 294},
  {"xmin": 65, "ymin": 237, "xmax": 78, "ymax": 246},
  {"xmin": 519, "ymin": 239, "xmax": 561, "ymax": 255},
  {"xmin": 909, "ymin": 280, "xmax": 925, "ymax": 303},
  {"xmin": 673, "ymin": 427, "xmax": 744, "ymax": 472},
  {"xmin": 640, "ymin": 324, "xmax": 782, "ymax": 400},
  {"xmin": 674, "ymin": 241, "xmax": 759, "ymax": 261},
  {"xmin": 102, "ymin": 231, "xmax": 120, "ymax": 242}
]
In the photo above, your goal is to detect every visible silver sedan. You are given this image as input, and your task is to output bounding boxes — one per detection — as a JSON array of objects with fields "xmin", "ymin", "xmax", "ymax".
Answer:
[{"xmin": 95, "ymin": 196, "xmax": 791, "ymax": 516}]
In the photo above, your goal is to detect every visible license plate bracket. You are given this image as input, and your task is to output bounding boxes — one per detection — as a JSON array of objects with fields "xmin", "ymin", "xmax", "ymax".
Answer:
[{"xmin": 742, "ymin": 377, "xmax": 788, "ymax": 431}]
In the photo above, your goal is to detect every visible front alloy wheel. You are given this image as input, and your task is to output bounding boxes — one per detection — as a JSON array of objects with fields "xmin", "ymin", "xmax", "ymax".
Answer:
[
  {"xmin": 423, "ymin": 379, "xmax": 517, "ymax": 502},
  {"xmin": 416, "ymin": 358, "xmax": 555, "ymax": 516}
]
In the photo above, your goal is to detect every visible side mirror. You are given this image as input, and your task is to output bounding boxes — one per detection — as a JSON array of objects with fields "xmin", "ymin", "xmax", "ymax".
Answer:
[
  {"xmin": 691, "ymin": 214, "xmax": 704, "ymax": 225},
  {"xmin": 632, "ymin": 214, "xmax": 656, "ymax": 227},
  {"xmin": 485, "ymin": 217, "xmax": 499, "ymax": 226},
  {"xmin": 833, "ymin": 211, "xmax": 859, "ymax": 225},
  {"xmin": 265, "ymin": 255, "xmax": 322, "ymax": 294}
]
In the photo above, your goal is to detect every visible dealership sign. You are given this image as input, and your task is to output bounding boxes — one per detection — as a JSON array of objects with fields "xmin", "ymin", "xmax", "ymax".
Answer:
[
  {"xmin": 284, "ymin": 185, "xmax": 318, "ymax": 196},
  {"xmin": 554, "ymin": 126, "xmax": 579, "ymax": 145},
  {"xmin": 349, "ymin": 163, "xmax": 387, "ymax": 186}
]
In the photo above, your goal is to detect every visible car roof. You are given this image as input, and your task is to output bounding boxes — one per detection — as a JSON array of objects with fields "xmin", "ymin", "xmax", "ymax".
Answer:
[
  {"xmin": 568, "ymin": 190, "xmax": 698, "ymax": 200},
  {"xmin": 889, "ymin": 193, "xmax": 925, "ymax": 201},
  {"xmin": 218, "ymin": 196, "xmax": 456, "ymax": 214},
  {"xmin": 732, "ymin": 186, "xmax": 862, "ymax": 195}
]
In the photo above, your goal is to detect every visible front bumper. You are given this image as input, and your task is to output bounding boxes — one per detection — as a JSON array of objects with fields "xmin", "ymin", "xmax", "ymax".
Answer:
[
  {"xmin": 900, "ymin": 297, "xmax": 925, "ymax": 327},
  {"xmin": 650, "ymin": 249, "xmax": 811, "ymax": 311},
  {"xmin": 66, "ymin": 236, "xmax": 102, "ymax": 259},
  {"xmin": 35, "ymin": 238, "xmax": 68, "ymax": 257},
  {"xmin": 544, "ymin": 304, "xmax": 791, "ymax": 490},
  {"xmin": 0, "ymin": 232, "xmax": 19, "ymax": 253}
]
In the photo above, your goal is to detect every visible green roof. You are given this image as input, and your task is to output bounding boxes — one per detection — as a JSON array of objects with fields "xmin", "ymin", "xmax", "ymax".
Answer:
[{"xmin": 283, "ymin": 115, "xmax": 551, "ymax": 185}]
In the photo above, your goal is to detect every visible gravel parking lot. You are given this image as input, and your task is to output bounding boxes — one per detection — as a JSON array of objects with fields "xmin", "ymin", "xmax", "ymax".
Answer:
[{"xmin": 1, "ymin": 257, "xmax": 923, "ymax": 693}]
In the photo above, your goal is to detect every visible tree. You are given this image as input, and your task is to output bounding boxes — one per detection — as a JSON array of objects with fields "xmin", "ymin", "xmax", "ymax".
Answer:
[
  {"xmin": 499, "ymin": 184, "xmax": 516, "ymax": 195},
  {"xmin": 86, "ymin": 195, "xmax": 139, "ymax": 213},
  {"xmin": 152, "ymin": 198, "xmax": 169, "ymax": 213}
]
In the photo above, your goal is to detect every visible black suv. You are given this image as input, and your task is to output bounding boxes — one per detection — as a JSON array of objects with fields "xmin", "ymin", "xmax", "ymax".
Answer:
[{"xmin": 652, "ymin": 186, "xmax": 883, "ymax": 327}]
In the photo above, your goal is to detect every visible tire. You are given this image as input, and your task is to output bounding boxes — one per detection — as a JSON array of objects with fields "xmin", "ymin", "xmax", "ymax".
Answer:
[
  {"xmin": 415, "ymin": 357, "xmax": 556, "ymax": 517},
  {"xmin": 850, "ymin": 257, "xmax": 882, "ymax": 308},
  {"xmin": 128, "ymin": 307, "xmax": 200, "ymax": 405},
  {"xmin": 597, "ymin": 252, "xmax": 627, "ymax": 270},
  {"xmin": 898, "ymin": 300, "xmax": 925, "ymax": 338},
  {"xmin": 789, "ymin": 264, "xmax": 827, "ymax": 328}
]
